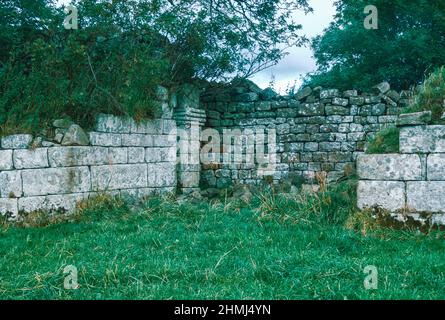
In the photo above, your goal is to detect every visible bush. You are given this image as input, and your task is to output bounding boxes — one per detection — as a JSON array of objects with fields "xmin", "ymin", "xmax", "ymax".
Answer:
[
  {"xmin": 366, "ymin": 127, "xmax": 400, "ymax": 154},
  {"xmin": 403, "ymin": 66, "xmax": 445, "ymax": 123}
]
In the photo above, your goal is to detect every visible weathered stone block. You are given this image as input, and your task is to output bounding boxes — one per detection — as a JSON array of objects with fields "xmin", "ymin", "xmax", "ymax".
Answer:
[
  {"xmin": 407, "ymin": 181, "xmax": 445, "ymax": 213},
  {"xmin": 357, "ymin": 181, "xmax": 405, "ymax": 211},
  {"xmin": 179, "ymin": 171, "xmax": 200, "ymax": 188},
  {"xmin": 95, "ymin": 114, "xmax": 132, "ymax": 133},
  {"xmin": 48, "ymin": 147, "xmax": 107, "ymax": 167},
  {"xmin": 397, "ymin": 111, "xmax": 431, "ymax": 126},
  {"xmin": 22, "ymin": 167, "xmax": 91, "ymax": 196},
  {"xmin": 1, "ymin": 134, "xmax": 33, "ymax": 149},
  {"xmin": 89, "ymin": 132, "xmax": 122, "ymax": 146},
  {"xmin": 0, "ymin": 171, "xmax": 22, "ymax": 198},
  {"xmin": 426, "ymin": 154, "xmax": 445, "ymax": 180},
  {"xmin": 320, "ymin": 89, "xmax": 339, "ymax": 99},
  {"xmin": 18, "ymin": 193, "xmax": 88, "ymax": 213},
  {"xmin": 357, "ymin": 154, "xmax": 422, "ymax": 180},
  {"xmin": 332, "ymin": 97, "xmax": 349, "ymax": 106},
  {"xmin": 0, "ymin": 198, "xmax": 18, "ymax": 217},
  {"xmin": 147, "ymin": 163, "xmax": 176, "ymax": 187},
  {"xmin": 0, "ymin": 150, "xmax": 13, "ymax": 170},
  {"xmin": 121, "ymin": 134, "xmax": 153, "ymax": 147},
  {"xmin": 153, "ymin": 134, "xmax": 176, "ymax": 147},
  {"xmin": 108, "ymin": 148, "xmax": 128, "ymax": 164},
  {"xmin": 128, "ymin": 147, "xmax": 145, "ymax": 163},
  {"xmin": 61, "ymin": 124, "xmax": 89, "ymax": 146},
  {"xmin": 91, "ymin": 164, "xmax": 147, "ymax": 191},
  {"xmin": 13, "ymin": 148, "xmax": 48, "ymax": 169},
  {"xmin": 325, "ymin": 105, "xmax": 349, "ymax": 116},
  {"xmin": 297, "ymin": 103, "xmax": 324, "ymax": 116},
  {"xmin": 400, "ymin": 125, "xmax": 445, "ymax": 153},
  {"xmin": 145, "ymin": 147, "xmax": 176, "ymax": 163}
]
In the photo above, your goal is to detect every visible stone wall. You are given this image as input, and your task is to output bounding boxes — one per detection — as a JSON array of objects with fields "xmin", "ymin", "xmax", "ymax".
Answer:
[
  {"xmin": 357, "ymin": 124, "xmax": 445, "ymax": 225},
  {"xmin": 200, "ymin": 82, "xmax": 410, "ymax": 189},
  {"xmin": 0, "ymin": 115, "xmax": 177, "ymax": 218}
]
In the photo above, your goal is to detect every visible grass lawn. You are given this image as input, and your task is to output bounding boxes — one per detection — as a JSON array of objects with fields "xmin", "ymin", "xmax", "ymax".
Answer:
[{"xmin": 0, "ymin": 184, "xmax": 444, "ymax": 300}]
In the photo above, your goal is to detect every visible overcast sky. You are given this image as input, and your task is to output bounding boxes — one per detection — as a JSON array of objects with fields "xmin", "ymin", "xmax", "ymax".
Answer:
[{"xmin": 57, "ymin": 0, "xmax": 336, "ymax": 93}]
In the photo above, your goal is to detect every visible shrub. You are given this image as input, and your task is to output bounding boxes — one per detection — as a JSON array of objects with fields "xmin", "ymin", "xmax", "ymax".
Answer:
[{"xmin": 366, "ymin": 127, "xmax": 400, "ymax": 154}]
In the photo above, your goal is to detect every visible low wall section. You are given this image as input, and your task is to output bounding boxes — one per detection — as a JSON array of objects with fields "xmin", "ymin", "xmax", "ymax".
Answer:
[{"xmin": 357, "ymin": 125, "xmax": 445, "ymax": 225}]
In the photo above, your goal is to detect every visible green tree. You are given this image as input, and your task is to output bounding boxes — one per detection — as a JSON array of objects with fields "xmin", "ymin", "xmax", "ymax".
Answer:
[
  {"xmin": 0, "ymin": 0, "xmax": 311, "ymax": 133},
  {"xmin": 305, "ymin": 0, "xmax": 445, "ymax": 91}
]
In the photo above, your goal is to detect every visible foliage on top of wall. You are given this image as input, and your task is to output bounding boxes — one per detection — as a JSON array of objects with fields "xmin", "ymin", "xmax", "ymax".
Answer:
[{"xmin": 0, "ymin": 0, "xmax": 311, "ymax": 135}]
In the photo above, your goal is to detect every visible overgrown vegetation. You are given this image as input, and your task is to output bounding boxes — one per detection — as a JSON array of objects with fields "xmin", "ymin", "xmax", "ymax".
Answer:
[
  {"xmin": 367, "ymin": 66, "xmax": 445, "ymax": 154},
  {"xmin": 404, "ymin": 67, "xmax": 445, "ymax": 123},
  {"xmin": 0, "ymin": 0, "xmax": 311, "ymax": 134},
  {"xmin": 0, "ymin": 181, "xmax": 444, "ymax": 299},
  {"xmin": 306, "ymin": 0, "xmax": 445, "ymax": 91},
  {"xmin": 366, "ymin": 127, "xmax": 400, "ymax": 154}
]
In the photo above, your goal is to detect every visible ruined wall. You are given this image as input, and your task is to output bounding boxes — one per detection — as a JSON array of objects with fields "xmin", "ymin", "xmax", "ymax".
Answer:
[
  {"xmin": 200, "ymin": 83, "xmax": 410, "ymax": 189},
  {"xmin": 357, "ymin": 123, "xmax": 445, "ymax": 226},
  {"xmin": 0, "ymin": 114, "xmax": 177, "ymax": 218}
]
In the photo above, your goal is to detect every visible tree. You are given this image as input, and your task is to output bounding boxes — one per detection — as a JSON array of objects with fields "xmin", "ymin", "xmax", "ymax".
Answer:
[
  {"xmin": 305, "ymin": 0, "xmax": 445, "ymax": 91},
  {"xmin": 0, "ymin": 0, "xmax": 311, "ymax": 133}
]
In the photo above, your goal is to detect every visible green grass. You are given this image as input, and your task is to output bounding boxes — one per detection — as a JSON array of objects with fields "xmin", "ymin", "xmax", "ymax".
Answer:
[
  {"xmin": 366, "ymin": 127, "xmax": 400, "ymax": 154},
  {"xmin": 0, "ymin": 183, "xmax": 444, "ymax": 300}
]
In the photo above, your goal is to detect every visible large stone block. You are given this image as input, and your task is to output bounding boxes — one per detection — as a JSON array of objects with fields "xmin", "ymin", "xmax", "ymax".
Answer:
[
  {"xmin": 121, "ymin": 134, "xmax": 153, "ymax": 147},
  {"xmin": 13, "ymin": 148, "xmax": 48, "ymax": 169},
  {"xmin": 1, "ymin": 134, "xmax": 33, "ymax": 149},
  {"xmin": 91, "ymin": 164, "xmax": 147, "ymax": 191},
  {"xmin": 357, "ymin": 154, "xmax": 422, "ymax": 180},
  {"xmin": 89, "ymin": 132, "xmax": 122, "ymax": 146},
  {"xmin": 0, "ymin": 150, "xmax": 13, "ymax": 170},
  {"xmin": 145, "ymin": 147, "xmax": 176, "ymax": 163},
  {"xmin": 400, "ymin": 125, "xmax": 445, "ymax": 153},
  {"xmin": 0, "ymin": 171, "xmax": 22, "ymax": 198},
  {"xmin": 357, "ymin": 181, "xmax": 405, "ymax": 211},
  {"xmin": 95, "ymin": 114, "xmax": 133, "ymax": 133},
  {"xmin": 18, "ymin": 193, "xmax": 88, "ymax": 214},
  {"xmin": 407, "ymin": 181, "xmax": 445, "ymax": 213},
  {"xmin": 49, "ymin": 147, "xmax": 108, "ymax": 167},
  {"xmin": 0, "ymin": 199, "xmax": 18, "ymax": 217},
  {"xmin": 128, "ymin": 147, "xmax": 145, "ymax": 163},
  {"xmin": 179, "ymin": 171, "xmax": 200, "ymax": 188},
  {"xmin": 22, "ymin": 167, "xmax": 91, "ymax": 196},
  {"xmin": 296, "ymin": 103, "xmax": 324, "ymax": 116},
  {"xmin": 147, "ymin": 163, "xmax": 176, "ymax": 187},
  {"xmin": 427, "ymin": 154, "xmax": 445, "ymax": 180}
]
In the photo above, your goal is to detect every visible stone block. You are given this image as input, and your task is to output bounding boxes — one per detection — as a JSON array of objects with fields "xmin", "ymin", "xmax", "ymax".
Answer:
[
  {"xmin": 13, "ymin": 148, "xmax": 48, "ymax": 169},
  {"xmin": 0, "ymin": 171, "xmax": 22, "ymax": 198},
  {"xmin": 91, "ymin": 164, "xmax": 147, "ymax": 191},
  {"xmin": 48, "ymin": 147, "xmax": 108, "ymax": 167},
  {"xmin": 357, "ymin": 154, "xmax": 422, "ymax": 180},
  {"xmin": 95, "ymin": 114, "xmax": 132, "ymax": 133},
  {"xmin": 357, "ymin": 181, "xmax": 405, "ymax": 211},
  {"xmin": 147, "ymin": 163, "xmax": 176, "ymax": 187},
  {"xmin": 427, "ymin": 154, "xmax": 445, "ymax": 180},
  {"xmin": 22, "ymin": 167, "xmax": 91, "ymax": 196},
  {"xmin": 297, "ymin": 103, "xmax": 324, "ymax": 116},
  {"xmin": 407, "ymin": 181, "xmax": 445, "ymax": 213},
  {"xmin": 121, "ymin": 134, "xmax": 153, "ymax": 147},
  {"xmin": 179, "ymin": 171, "xmax": 200, "ymax": 188},
  {"xmin": 18, "ymin": 193, "xmax": 88, "ymax": 213},
  {"xmin": 128, "ymin": 147, "xmax": 145, "ymax": 163},
  {"xmin": 145, "ymin": 147, "xmax": 176, "ymax": 163},
  {"xmin": 397, "ymin": 111, "xmax": 431, "ymax": 126},
  {"xmin": 0, "ymin": 198, "xmax": 18, "ymax": 217},
  {"xmin": 0, "ymin": 150, "xmax": 13, "ymax": 170},
  {"xmin": 1, "ymin": 134, "xmax": 33, "ymax": 149},
  {"xmin": 89, "ymin": 132, "xmax": 122, "ymax": 146},
  {"xmin": 320, "ymin": 89, "xmax": 339, "ymax": 99},
  {"xmin": 400, "ymin": 125, "xmax": 445, "ymax": 153}
]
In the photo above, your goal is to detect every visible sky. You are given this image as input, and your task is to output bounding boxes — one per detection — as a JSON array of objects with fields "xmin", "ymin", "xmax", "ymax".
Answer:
[
  {"xmin": 251, "ymin": 0, "xmax": 336, "ymax": 93},
  {"xmin": 57, "ymin": 0, "xmax": 336, "ymax": 93}
]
